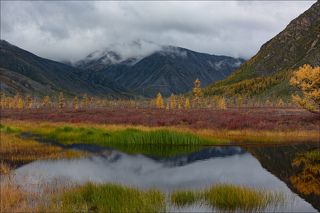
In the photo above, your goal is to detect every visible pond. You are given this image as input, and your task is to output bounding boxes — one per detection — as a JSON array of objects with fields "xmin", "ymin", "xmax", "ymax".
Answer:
[{"xmin": 12, "ymin": 142, "xmax": 319, "ymax": 212}]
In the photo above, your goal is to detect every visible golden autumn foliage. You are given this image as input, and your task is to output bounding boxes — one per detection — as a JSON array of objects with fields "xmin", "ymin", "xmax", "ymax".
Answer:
[
  {"xmin": 277, "ymin": 99, "xmax": 285, "ymax": 107},
  {"xmin": 82, "ymin": 93, "xmax": 89, "ymax": 108},
  {"xmin": 16, "ymin": 95, "xmax": 24, "ymax": 109},
  {"xmin": 290, "ymin": 64, "xmax": 320, "ymax": 113},
  {"xmin": 155, "ymin": 92, "xmax": 164, "ymax": 109},
  {"xmin": 25, "ymin": 95, "xmax": 33, "ymax": 109},
  {"xmin": 42, "ymin": 96, "xmax": 51, "ymax": 108},
  {"xmin": 290, "ymin": 150, "xmax": 320, "ymax": 196},
  {"xmin": 58, "ymin": 92, "xmax": 65, "ymax": 109},
  {"xmin": 73, "ymin": 96, "xmax": 79, "ymax": 111},
  {"xmin": 169, "ymin": 94, "xmax": 177, "ymax": 109},
  {"xmin": 184, "ymin": 98, "xmax": 191, "ymax": 109},
  {"xmin": 192, "ymin": 79, "xmax": 203, "ymax": 99},
  {"xmin": 217, "ymin": 97, "xmax": 227, "ymax": 110}
]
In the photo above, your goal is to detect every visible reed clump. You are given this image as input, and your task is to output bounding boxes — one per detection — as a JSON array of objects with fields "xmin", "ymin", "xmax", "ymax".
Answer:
[
  {"xmin": 171, "ymin": 190, "xmax": 200, "ymax": 206},
  {"xmin": 170, "ymin": 184, "xmax": 286, "ymax": 212},
  {"xmin": 50, "ymin": 183, "xmax": 165, "ymax": 213},
  {"xmin": 30, "ymin": 125, "xmax": 220, "ymax": 146}
]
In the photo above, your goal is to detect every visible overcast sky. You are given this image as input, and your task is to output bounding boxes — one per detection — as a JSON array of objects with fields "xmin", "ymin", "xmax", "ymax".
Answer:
[{"xmin": 0, "ymin": 1, "xmax": 316, "ymax": 62}]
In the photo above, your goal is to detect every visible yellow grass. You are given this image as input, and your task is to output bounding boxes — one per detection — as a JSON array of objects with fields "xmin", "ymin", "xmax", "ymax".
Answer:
[
  {"xmin": 0, "ymin": 179, "xmax": 31, "ymax": 213},
  {"xmin": 0, "ymin": 131, "xmax": 85, "ymax": 174}
]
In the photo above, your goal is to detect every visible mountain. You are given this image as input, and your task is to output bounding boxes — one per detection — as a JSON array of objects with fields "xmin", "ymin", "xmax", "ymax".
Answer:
[
  {"xmin": 76, "ymin": 46, "xmax": 244, "ymax": 97},
  {"xmin": 0, "ymin": 40, "xmax": 129, "ymax": 97},
  {"xmin": 204, "ymin": 1, "xmax": 320, "ymax": 99}
]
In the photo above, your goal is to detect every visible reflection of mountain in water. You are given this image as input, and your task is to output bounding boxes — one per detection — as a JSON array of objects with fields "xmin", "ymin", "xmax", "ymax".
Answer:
[
  {"xmin": 97, "ymin": 146, "xmax": 246, "ymax": 167},
  {"xmin": 159, "ymin": 146, "xmax": 246, "ymax": 167},
  {"xmin": 247, "ymin": 144, "xmax": 320, "ymax": 211}
]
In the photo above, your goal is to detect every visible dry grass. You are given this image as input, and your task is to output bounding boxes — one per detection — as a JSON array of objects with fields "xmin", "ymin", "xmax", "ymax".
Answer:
[
  {"xmin": 0, "ymin": 130, "xmax": 85, "ymax": 174},
  {"xmin": 0, "ymin": 177, "xmax": 31, "ymax": 213}
]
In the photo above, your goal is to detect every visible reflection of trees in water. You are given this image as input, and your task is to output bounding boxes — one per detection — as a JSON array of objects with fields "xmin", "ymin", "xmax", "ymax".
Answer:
[
  {"xmin": 247, "ymin": 144, "xmax": 320, "ymax": 211},
  {"xmin": 290, "ymin": 149, "xmax": 320, "ymax": 196}
]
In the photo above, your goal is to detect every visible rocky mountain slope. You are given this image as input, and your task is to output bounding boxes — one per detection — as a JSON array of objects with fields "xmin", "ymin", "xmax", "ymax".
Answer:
[
  {"xmin": 0, "ymin": 40, "xmax": 129, "ymax": 97},
  {"xmin": 76, "ymin": 46, "xmax": 244, "ymax": 97},
  {"xmin": 204, "ymin": 1, "xmax": 320, "ymax": 99}
]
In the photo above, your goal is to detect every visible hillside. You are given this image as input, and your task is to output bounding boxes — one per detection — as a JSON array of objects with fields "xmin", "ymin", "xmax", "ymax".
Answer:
[
  {"xmin": 76, "ymin": 46, "xmax": 244, "ymax": 97},
  {"xmin": 0, "ymin": 40, "xmax": 129, "ymax": 97},
  {"xmin": 204, "ymin": 1, "xmax": 320, "ymax": 99}
]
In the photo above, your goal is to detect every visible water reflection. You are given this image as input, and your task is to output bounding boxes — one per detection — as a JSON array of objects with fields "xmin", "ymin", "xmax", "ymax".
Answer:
[{"xmin": 13, "ymin": 145, "xmax": 317, "ymax": 212}]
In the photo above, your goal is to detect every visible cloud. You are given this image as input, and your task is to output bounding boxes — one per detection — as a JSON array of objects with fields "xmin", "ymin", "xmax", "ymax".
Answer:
[{"xmin": 0, "ymin": 1, "xmax": 315, "ymax": 62}]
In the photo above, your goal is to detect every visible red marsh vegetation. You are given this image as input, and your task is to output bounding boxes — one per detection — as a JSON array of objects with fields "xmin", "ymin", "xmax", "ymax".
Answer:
[{"xmin": 1, "ymin": 107, "xmax": 319, "ymax": 131}]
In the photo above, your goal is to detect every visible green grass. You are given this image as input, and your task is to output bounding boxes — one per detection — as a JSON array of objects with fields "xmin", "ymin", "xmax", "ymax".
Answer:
[
  {"xmin": 170, "ymin": 184, "xmax": 286, "ymax": 211},
  {"xmin": 204, "ymin": 184, "xmax": 285, "ymax": 211},
  {"xmin": 28, "ymin": 125, "xmax": 220, "ymax": 147},
  {"xmin": 50, "ymin": 183, "xmax": 165, "ymax": 213},
  {"xmin": 0, "ymin": 124, "xmax": 21, "ymax": 134},
  {"xmin": 110, "ymin": 144, "xmax": 202, "ymax": 158},
  {"xmin": 171, "ymin": 190, "xmax": 200, "ymax": 206},
  {"xmin": 1, "ymin": 123, "xmax": 226, "ymax": 158}
]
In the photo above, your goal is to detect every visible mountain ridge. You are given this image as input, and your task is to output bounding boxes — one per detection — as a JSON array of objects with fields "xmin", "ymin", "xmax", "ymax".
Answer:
[
  {"xmin": 76, "ymin": 45, "xmax": 244, "ymax": 97},
  {"xmin": 204, "ymin": 1, "xmax": 320, "ymax": 99},
  {"xmin": 0, "ymin": 40, "xmax": 130, "ymax": 97}
]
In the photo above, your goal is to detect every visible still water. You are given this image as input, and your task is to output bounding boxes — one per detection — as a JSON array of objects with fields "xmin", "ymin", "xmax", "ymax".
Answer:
[{"xmin": 13, "ymin": 143, "xmax": 319, "ymax": 212}]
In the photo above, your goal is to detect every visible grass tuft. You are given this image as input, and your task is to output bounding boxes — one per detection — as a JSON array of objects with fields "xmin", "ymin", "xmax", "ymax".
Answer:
[
  {"xmin": 170, "ymin": 184, "xmax": 286, "ymax": 212},
  {"xmin": 51, "ymin": 183, "xmax": 165, "ymax": 213},
  {"xmin": 204, "ymin": 184, "xmax": 284, "ymax": 211},
  {"xmin": 171, "ymin": 190, "xmax": 200, "ymax": 206}
]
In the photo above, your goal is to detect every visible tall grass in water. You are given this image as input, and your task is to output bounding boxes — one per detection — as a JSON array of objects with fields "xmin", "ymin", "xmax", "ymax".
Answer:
[
  {"xmin": 50, "ymin": 183, "xmax": 165, "ymax": 213},
  {"xmin": 204, "ymin": 184, "xmax": 285, "ymax": 212},
  {"xmin": 171, "ymin": 184, "xmax": 286, "ymax": 212},
  {"xmin": 33, "ymin": 126, "xmax": 219, "ymax": 146}
]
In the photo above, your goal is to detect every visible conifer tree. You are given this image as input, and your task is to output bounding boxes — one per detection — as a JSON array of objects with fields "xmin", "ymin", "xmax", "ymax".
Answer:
[
  {"xmin": 192, "ymin": 79, "xmax": 203, "ymax": 98},
  {"xmin": 82, "ymin": 94, "xmax": 89, "ymax": 108},
  {"xmin": 0, "ymin": 93, "xmax": 6, "ymax": 109},
  {"xmin": 236, "ymin": 95, "xmax": 243, "ymax": 108},
  {"xmin": 17, "ymin": 96, "xmax": 24, "ymax": 109},
  {"xmin": 42, "ymin": 96, "xmax": 51, "ymax": 108},
  {"xmin": 155, "ymin": 92, "xmax": 164, "ymax": 109},
  {"xmin": 217, "ymin": 97, "xmax": 227, "ymax": 110},
  {"xmin": 26, "ymin": 95, "xmax": 33, "ymax": 109},
  {"xmin": 58, "ymin": 92, "xmax": 65, "ymax": 109},
  {"xmin": 169, "ymin": 94, "xmax": 177, "ymax": 109},
  {"xmin": 184, "ymin": 98, "xmax": 191, "ymax": 109},
  {"xmin": 277, "ymin": 99, "xmax": 285, "ymax": 107},
  {"xmin": 73, "ymin": 96, "xmax": 79, "ymax": 110}
]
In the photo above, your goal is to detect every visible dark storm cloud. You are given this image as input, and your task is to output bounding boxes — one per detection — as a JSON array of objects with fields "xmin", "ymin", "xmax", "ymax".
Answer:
[{"xmin": 0, "ymin": 1, "xmax": 315, "ymax": 62}]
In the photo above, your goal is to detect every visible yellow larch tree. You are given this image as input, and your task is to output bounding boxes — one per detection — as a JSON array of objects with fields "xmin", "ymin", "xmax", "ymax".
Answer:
[
  {"xmin": 290, "ymin": 64, "xmax": 320, "ymax": 113},
  {"xmin": 217, "ymin": 97, "xmax": 227, "ymax": 110},
  {"xmin": 42, "ymin": 96, "xmax": 51, "ymax": 108},
  {"xmin": 82, "ymin": 94, "xmax": 89, "ymax": 108},
  {"xmin": 58, "ymin": 92, "xmax": 65, "ymax": 109},
  {"xmin": 169, "ymin": 94, "xmax": 177, "ymax": 109},
  {"xmin": 184, "ymin": 98, "xmax": 191, "ymax": 109},
  {"xmin": 155, "ymin": 92, "xmax": 164, "ymax": 109},
  {"xmin": 26, "ymin": 95, "xmax": 33, "ymax": 109},
  {"xmin": 73, "ymin": 96, "xmax": 79, "ymax": 110}
]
